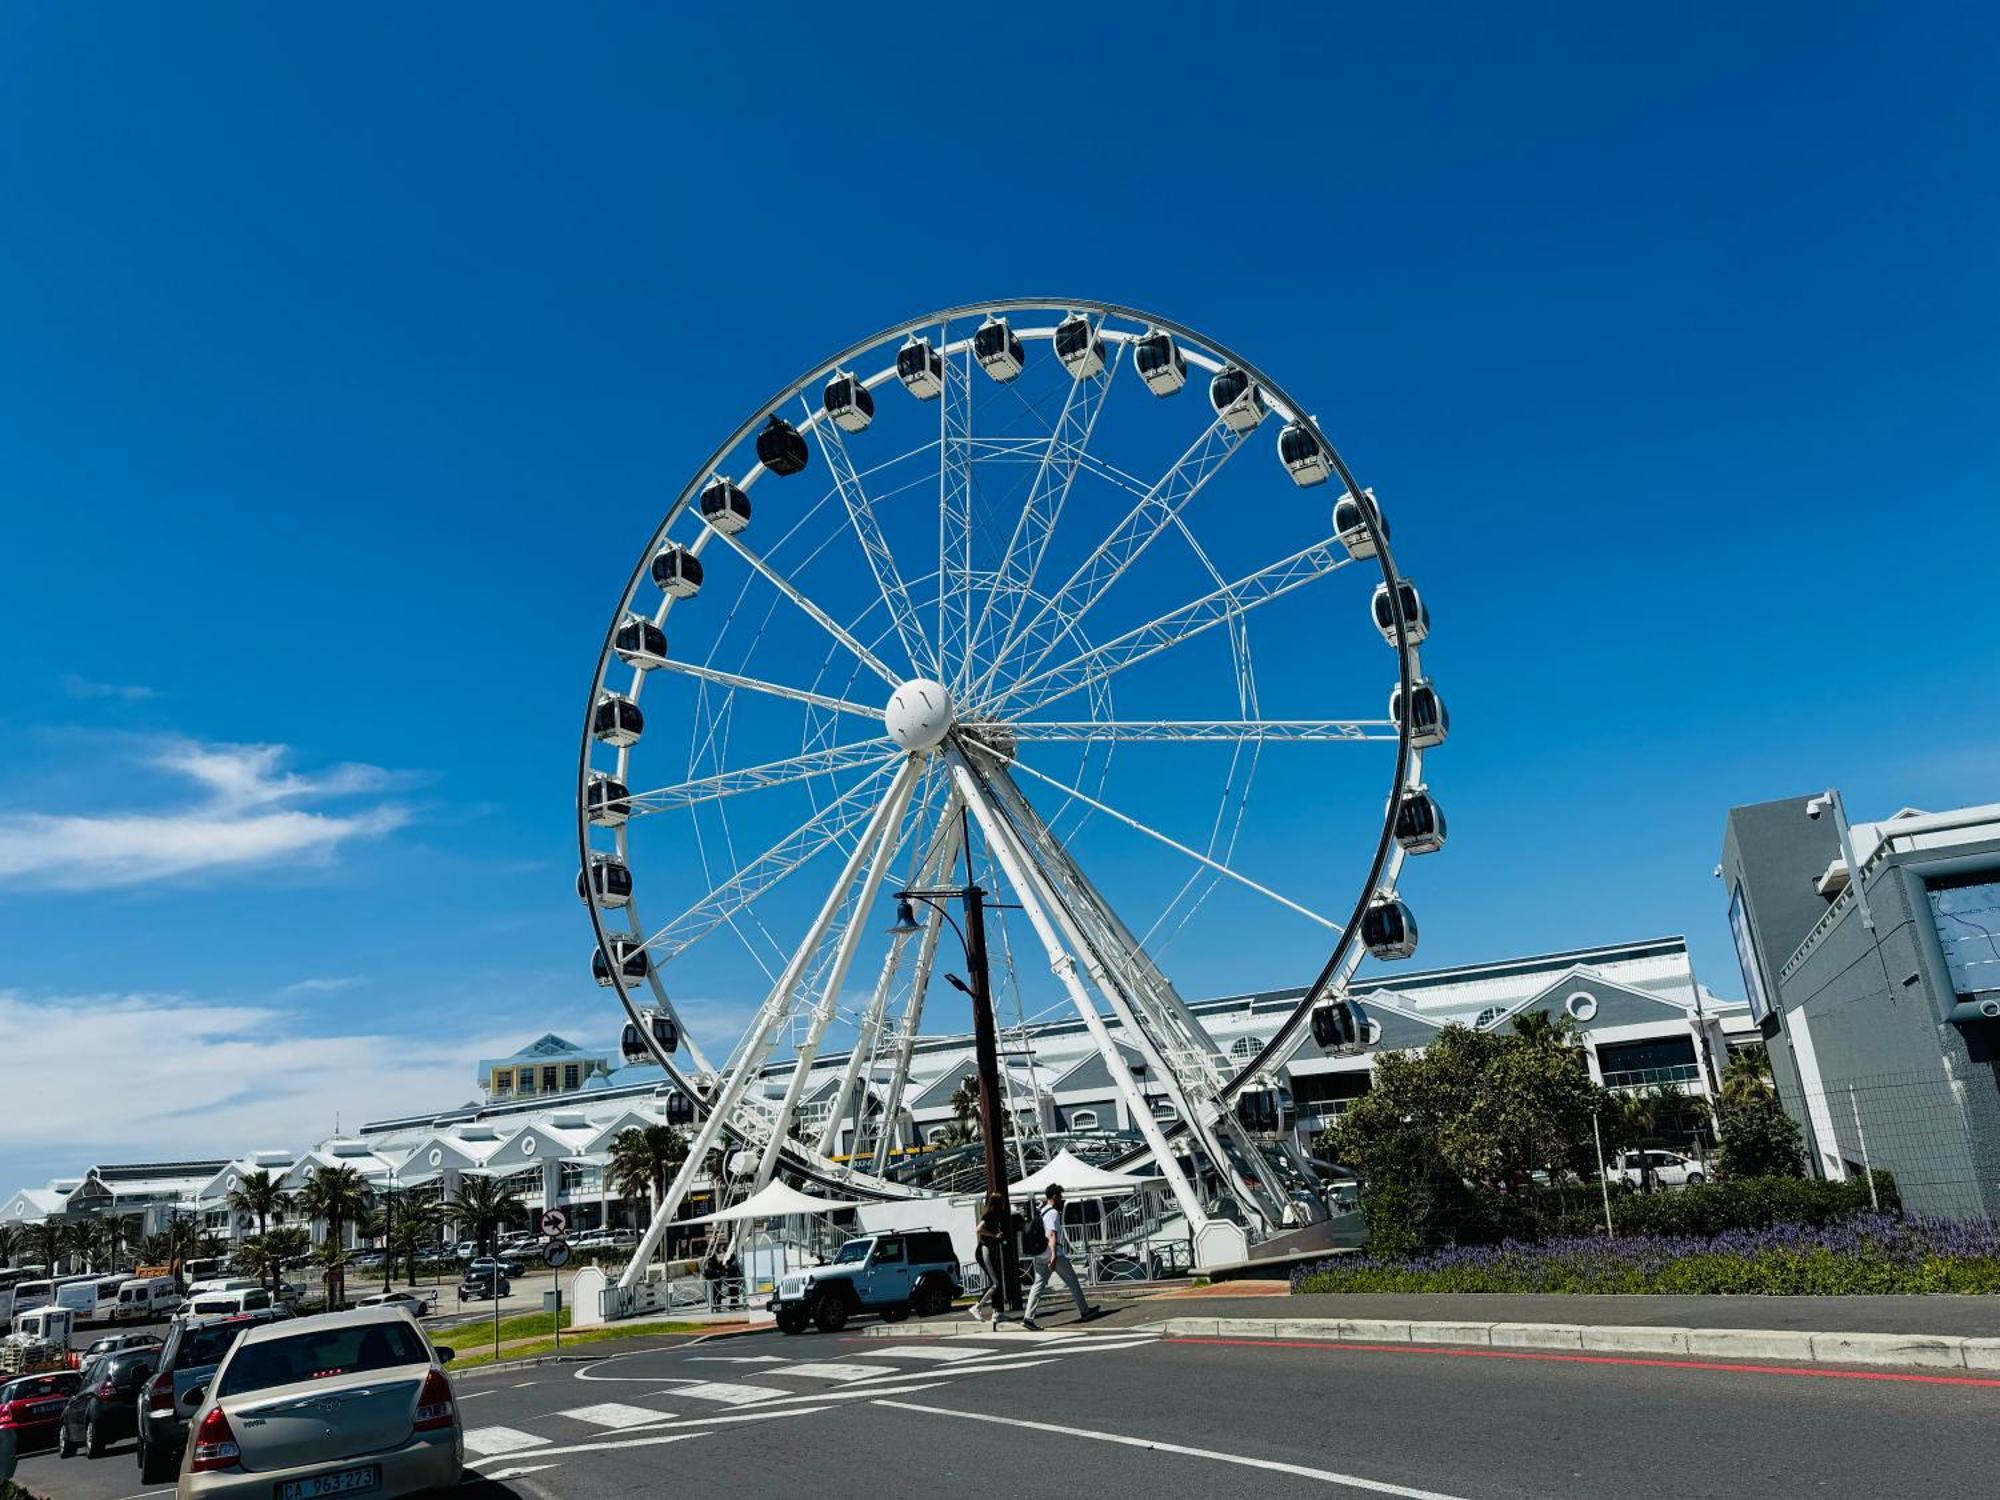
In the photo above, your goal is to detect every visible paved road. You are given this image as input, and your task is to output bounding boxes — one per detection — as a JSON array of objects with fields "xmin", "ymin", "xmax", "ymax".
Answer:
[{"xmin": 18, "ymin": 1321, "xmax": 2000, "ymax": 1499}]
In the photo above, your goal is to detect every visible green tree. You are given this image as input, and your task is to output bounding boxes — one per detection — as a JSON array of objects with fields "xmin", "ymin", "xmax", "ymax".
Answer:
[
  {"xmin": 379, "ymin": 1189, "xmax": 441, "ymax": 1284},
  {"xmin": 296, "ymin": 1166, "xmax": 371, "ymax": 1253},
  {"xmin": 28, "ymin": 1220, "xmax": 73, "ymax": 1277},
  {"xmin": 1721, "ymin": 1046, "xmax": 1775, "ymax": 1105},
  {"xmin": 226, "ymin": 1171, "xmax": 292, "ymax": 1286},
  {"xmin": 0, "ymin": 1223, "xmax": 20, "ymax": 1268},
  {"xmin": 1715, "ymin": 1091, "xmax": 1807, "ymax": 1180},
  {"xmin": 1319, "ymin": 1023, "xmax": 1613, "ymax": 1255},
  {"xmin": 447, "ymin": 1175, "xmax": 529, "ymax": 1259},
  {"xmin": 235, "ymin": 1227, "xmax": 308, "ymax": 1291},
  {"xmin": 607, "ymin": 1126, "xmax": 689, "ymax": 1220}
]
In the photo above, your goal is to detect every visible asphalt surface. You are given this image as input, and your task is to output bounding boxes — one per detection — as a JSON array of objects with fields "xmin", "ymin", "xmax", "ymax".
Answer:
[{"xmin": 23, "ymin": 1313, "xmax": 1999, "ymax": 1500}]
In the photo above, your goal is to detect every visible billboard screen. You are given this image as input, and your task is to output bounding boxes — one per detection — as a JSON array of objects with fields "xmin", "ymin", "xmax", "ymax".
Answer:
[{"xmin": 1729, "ymin": 882, "xmax": 1773, "ymax": 1024}]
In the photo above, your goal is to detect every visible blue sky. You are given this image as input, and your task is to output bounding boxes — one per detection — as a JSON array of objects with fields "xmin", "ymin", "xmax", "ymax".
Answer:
[{"xmin": 3, "ymin": 6, "xmax": 1997, "ymax": 1190}]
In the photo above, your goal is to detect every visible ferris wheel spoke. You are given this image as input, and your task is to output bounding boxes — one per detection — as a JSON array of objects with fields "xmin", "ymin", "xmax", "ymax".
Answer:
[
  {"xmin": 1004, "ymin": 755, "xmax": 1338, "ymax": 931},
  {"xmin": 810, "ymin": 407, "xmax": 936, "ymax": 680},
  {"xmin": 701, "ymin": 526, "xmax": 903, "ymax": 689},
  {"xmin": 937, "ymin": 333, "xmax": 977, "ymax": 693},
  {"xmin": 966, "ymin": 325, "xmax": 1123, "ymax": 695},
  {"xmin": 990, "ymin": 536, "xmax": 1353, "ymax": 718},
  {"xmin": 1002, "ymin": 719, "xmax": 1396, "ymax": 744},
  {"xmin": 635, "ymin": 758, "xmax": 901, "ymax": 965},
  {"xmin": 652, "ymin": 656, "xmax": 886, "ymax": 722},
  {"xmin": 992, "ymin": 416, "xmax": 1249, "ymax": 691},
  {"xmin": 625, "ymin": 742, "xmax": 901, "ymax": 816}
]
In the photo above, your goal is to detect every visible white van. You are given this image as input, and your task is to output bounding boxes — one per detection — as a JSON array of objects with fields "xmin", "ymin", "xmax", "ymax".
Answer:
[
  {"xmin": 115, "ymin": 1275, "xmax": 183, "ymax": 1321},
  {"xmin": 53, "ymin": 1275, "xmax": 124, "ymax": 1319},
  {"xmin": 180, "ymin": 1285, "xmax": 275, "ymax": 1320}
]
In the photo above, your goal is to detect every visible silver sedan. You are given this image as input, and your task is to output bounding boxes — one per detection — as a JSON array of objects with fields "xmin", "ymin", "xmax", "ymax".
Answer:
[{"xmin": 176, "ymin": 1306, "xmax": 462, "ymax": 1500}]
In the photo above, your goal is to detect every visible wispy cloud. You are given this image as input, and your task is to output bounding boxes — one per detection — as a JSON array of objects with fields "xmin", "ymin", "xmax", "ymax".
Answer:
[
  {"xmin": 0, "ymin": 740, "xmax": 412, "ymax": 889},
  {"xmin": 0, "ymin": 991, "xmax": 524, "ymax": 1172},
  {"xmin": 279, "ymin": 976, "xmax": 364, "ymax": 998},
  {"xmin": 63, "ymin": 675, "xmax": 159, "ymax": 703}
]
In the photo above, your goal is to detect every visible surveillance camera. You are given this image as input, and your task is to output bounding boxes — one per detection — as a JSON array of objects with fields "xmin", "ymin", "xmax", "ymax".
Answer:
[
  {"xmin": 1806, "ymin": 802, "xmax": 1823, "ymax": 820},
  {"xmin": 1712, "ymin": 864, "xmax": 1723, "ymax": 879}
]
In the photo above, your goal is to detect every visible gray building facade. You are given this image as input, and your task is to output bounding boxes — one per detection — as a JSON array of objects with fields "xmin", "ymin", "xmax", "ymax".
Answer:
[{"xmin": 1720, "ymin": 794, "xmax": 2000, "ymax": 1220}]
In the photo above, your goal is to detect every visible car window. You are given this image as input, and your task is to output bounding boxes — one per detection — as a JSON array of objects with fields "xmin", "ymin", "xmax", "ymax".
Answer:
[
  {"xmin": 872, "ymin": 1239, "xmax": 906, "ymax": 1265},
  {"xmin": 217, "ymin": 1321, "xmax": 429, "ymax": 1397},
  {"xmin": 832, "ymin": 1240, "xmax": 870, "ymax": 1264},
  {"xmin": 3, "ymin": 1373, "xmax": 79, "ymax": 1400},
  {"xmin": 179, "ymin": 1322, "xmax": 254, "ymax": 1369}
]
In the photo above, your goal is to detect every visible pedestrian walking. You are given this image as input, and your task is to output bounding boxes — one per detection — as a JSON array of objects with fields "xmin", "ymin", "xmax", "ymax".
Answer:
[
  {"xmin": 971, "ymin": 1198, "xmax": 1008, "ymax": 1324},
  {"xmin": 1021, "ymin": 1184, "xmax": 1098, "ymax": 1331}
]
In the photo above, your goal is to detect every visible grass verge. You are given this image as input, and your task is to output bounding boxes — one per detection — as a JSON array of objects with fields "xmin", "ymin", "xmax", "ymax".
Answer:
[{"xmin": 442, "ymin": 1318, "xmax": 710, "ymax": 1369}]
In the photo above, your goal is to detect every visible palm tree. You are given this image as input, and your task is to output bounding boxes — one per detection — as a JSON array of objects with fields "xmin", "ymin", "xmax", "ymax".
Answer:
[
  {"xmin": 447, "ymin": 1175, "xmax": 529, "ymax": 1259},
  {"xmin": 607, "ymin": 1126, "xmax": 689, "ymax": 1221},
  {"xmin": 235, "ymin": 1226, "xmax": 306, "ymax": 1292},
  {"xmin": 0, "ymin": 1223, "xmax": 20, "ymax": 1268},
  {"xmin": 28, "ymin": 1220, "xmax": 72, "ymax": 1276},
  {"xmin": 380, "ymin": 1189, "xmax": 441, "ymax": 1284},
  {"xmin": 1722, "ymin": 1046, "xmax": 1775, "ymax": 1105},
  {"xmin": 226, "ymin": 1171, "xmax": 292, "ymax": 1286},
  {"xmin": 1511, "ymin": 1009, "xmax": 1581, "ymax": 1048},
  {"xmin": 296, "ymin": 1166, "xmax": 371, "ymax": 1253}
]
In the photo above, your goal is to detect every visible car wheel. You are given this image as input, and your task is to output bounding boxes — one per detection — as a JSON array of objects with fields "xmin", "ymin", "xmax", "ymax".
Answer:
[
  {"xmin": 60, "ymin": 1425, "xmax": 77, "ymax": 1459},
  {"xmin": 812, "ymin": 1293, "xmax": 851, "ymax": 1333},
  {"xmin": 140, "ymin": 1433, "xmax": 175, "ymax": 1485},
  {"xmin": 1687, "ymin": 1172, "xmax": 1705, "ymax": 1186},
  {"xmin": 912, "ymin": 1277, "xmax": 953, "ymax": 1318},
  {"xmin": 775, "ymin": 1306, "xmax": 809, "ymax": 1335},
  {"xmin": 86, "ymin": 1412, "xmax": 106, "ymax": 1459}
]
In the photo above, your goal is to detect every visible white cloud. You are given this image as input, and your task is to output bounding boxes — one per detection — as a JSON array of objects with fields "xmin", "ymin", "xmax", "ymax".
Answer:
[
  {"xmin": 63, "ymin": 675, "xmax": 159, "ymax": 703},
  {"xmin": 0, "ymin": 991, "xmax": 525, "ymax": 1173},
  {"xmin": 279, "ymin": 977, "xmax": 364, "ymax": 997},
  {"xmin": 0, "ymin": 740, "xmax": 410, "ymax": 888}
]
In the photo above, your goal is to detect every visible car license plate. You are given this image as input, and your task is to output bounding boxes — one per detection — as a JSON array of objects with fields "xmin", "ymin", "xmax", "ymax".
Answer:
[{"xmin": 279, "ymin": 1465, "xmax": 380, "ymax": 1500}]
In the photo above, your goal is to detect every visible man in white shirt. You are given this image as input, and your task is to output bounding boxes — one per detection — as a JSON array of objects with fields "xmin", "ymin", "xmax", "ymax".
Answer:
[{"xmin": 1022, "ymin": 1184, "xmax": 1098, "ymax": 1330}]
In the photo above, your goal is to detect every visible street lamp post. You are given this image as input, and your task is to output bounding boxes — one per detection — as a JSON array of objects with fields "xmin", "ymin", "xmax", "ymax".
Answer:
[
  {"xmin": 382, "ymin": 1167, "xmax": 397, "ymax": 1295},
  {"xmin": 890, "ymin": 834, "xmax": 1023, "ymax": 1317}
]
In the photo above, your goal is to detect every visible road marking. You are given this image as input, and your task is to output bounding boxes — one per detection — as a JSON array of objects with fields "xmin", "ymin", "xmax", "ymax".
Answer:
[
  {"xmin": 457, "ymin": 1389, "xmax": 497, "ymax": 1400},
  {"xmin": 688, "ymin": 1354, "xmax": 789, "ymax": 1364},
  {"xmin": 856, "ymin": 1345, "xmax": 994, "ymax": 1361},
  {"xmin": 559, "ymin": 1401, "xmax": 678, "ymax": 1429},
  {"xmin": 760, "ymin": 1361, "xmax": 884, "ymax": 1381},
  {"xmin": 873, "ymin": 1401, "xmax": 1478, "ymax": 1499},
  {"xmin": 473, "ymin": 1462, "xmax": 563, "ymax": 1482},
  {"xmin": 462, "ymin": 1425, "xmax": 551, "ymax": 1457},
  {"xmin": 668, "ymin": 1380, "xmax": 786, "ymax": 1405},
  {"xmin": 1170, "ymin": 1337, "xmax": 2000, "ymax": 1389}
]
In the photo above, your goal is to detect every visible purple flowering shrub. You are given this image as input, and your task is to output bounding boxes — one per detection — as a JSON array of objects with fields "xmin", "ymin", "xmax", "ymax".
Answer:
[{"xmin": 1291, "ymin": 1215, "xmax": 2000, "ymax": 1295}]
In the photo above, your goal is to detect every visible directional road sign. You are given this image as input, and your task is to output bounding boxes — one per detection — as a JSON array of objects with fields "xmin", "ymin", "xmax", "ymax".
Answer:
[
  {"xmin": 544, "ymin": 1237, "xmax": 571, "ymax": 1269},
  {"xmin": 540, "ymin": 1208, "xmax": 568, "ymax": 1237}
]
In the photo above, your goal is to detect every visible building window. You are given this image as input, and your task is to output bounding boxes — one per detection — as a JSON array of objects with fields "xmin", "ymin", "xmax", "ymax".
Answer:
[
  {"xmin": 563, "ymin": 1064, "xmax": 580, "ymax": 1091},
  {"xmin": 1228, "ymin": 1036, "xmax": 1266, "ymax": 1060},
  {"xmin": 1597, "ymin": 1035, "xmax": 1700, "ymax": 1090},
  {"xmin": 517, "ymin": 1070, "xmax": 536, "ymax": 1095},
  {"xmin": 542, "ymin": 1066, "xmax": 559, "ymax": 1093},
  {"xmin": 1151, "ymin": 1099, "xmax": 1178, "ymax": 1122},
  {"xmin": 493, "ymin": 1072, "xmax": 512, "ymax": 1098},
  {"xmin": 1474, "ymin": 1006, "xmax": 1506, "ymax": 1030},
  {"xmin": 1564, "ymin": 992, "xmax": 1599, "ymax": 1023},
  {"xmin": 1069, "ymin": 1109, "xmax": 1099, "ymax": 1130}
]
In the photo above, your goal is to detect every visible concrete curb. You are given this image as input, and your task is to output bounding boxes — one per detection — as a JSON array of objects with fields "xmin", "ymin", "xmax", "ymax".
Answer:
[{"xmin": 1133, "ymin": 1316, "xmax": 2000, "ymax": 1372}]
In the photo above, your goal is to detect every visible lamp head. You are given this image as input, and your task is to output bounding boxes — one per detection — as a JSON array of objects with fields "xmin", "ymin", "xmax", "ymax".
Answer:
[{"xmin": 886, "ymin": 898, "xmax": 923, "ymax": 937}]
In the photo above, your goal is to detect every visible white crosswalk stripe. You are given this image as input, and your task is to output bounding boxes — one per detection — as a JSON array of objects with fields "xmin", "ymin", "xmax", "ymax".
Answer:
[
  {"xmin": 856, "ymin": 1345, "xmax": 995, "ymax": 1361},
  {"xmin": 463, "ymin": 1425, "xmax": 550, "ymax": 1457},
  {"xmin": 558, "ymin": 1401, "xmax": 675, "ymax": 1429},
  {"xmin": 759, "ymin": 1362, "xmax": 886, "ymax": 1381},
  {"xmin": 670, "ymin": 1380, "xmax": 787, "ymax": 1405}
]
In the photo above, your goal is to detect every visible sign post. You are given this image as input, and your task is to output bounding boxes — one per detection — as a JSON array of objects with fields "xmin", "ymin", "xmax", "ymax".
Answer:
[{"xmin": 542, "ymin": 1212, "xmax": 571, "ymax": 1355}]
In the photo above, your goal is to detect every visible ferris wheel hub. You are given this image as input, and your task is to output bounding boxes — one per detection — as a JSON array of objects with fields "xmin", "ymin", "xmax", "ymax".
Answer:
[{"xmin": 884, "ymin": 677, "xmax": 957, "ymax": 753}]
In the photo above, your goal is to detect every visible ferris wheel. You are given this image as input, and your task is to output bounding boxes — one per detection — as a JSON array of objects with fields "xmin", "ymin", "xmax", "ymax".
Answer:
[{"xmin": 578, "ymin": 299, "xmax": 1445, "ymax": 1273}]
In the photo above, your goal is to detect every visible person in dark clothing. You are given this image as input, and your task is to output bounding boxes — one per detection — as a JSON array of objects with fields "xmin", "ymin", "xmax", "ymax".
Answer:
[{"xmin": 971, "ymin": 1198, "xmax": 1008, "ymax": 1324}]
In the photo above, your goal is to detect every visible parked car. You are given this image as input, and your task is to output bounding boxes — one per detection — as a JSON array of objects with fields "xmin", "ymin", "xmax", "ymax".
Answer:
[
  {"xmin": 85, "ymin": 1331, "xmax": 165, "ymax": 1360},
  {"xmin": 179, "ymin": 1287, "xmax": 277, "ymax": 1322},
  {"xmin": 0, "ymin": 1369, "xmax": 84, "ymax": 1453},
  {"xmin": 1606, "ymin": 1149, "xmax": 1707, "ymax": 1190},
  {"xmin": 465, "ymin": 1255, "xmax": 522, "ymax": 1279},
  {"xmin": 135, "ymin": 1310, "xmax": 291, "ymax": 1484},
  {"xmin": 59, "ymin": 1345, "xmax": 157, "ymax": 1458},
  {"xmin": 116, "ymin": 1276, "xmax": 184, "ymax": 1322},
  {"xmin": 178, "ymin": 1307, "xmax": 461, "ymax": 1500},
  {"xmin": 355, "ymin": 1291, "xmax": 433, "ymax": 1317},
  {"xmin": 769, "ymin": 1230, "xmax": 961, "ymax": 1334}
]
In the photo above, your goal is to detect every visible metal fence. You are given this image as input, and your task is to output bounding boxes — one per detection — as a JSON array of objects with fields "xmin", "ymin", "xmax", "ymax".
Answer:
[{"xmin": 1787, "ymin": 1065, "xmax": 2000, "ymax": 1225}]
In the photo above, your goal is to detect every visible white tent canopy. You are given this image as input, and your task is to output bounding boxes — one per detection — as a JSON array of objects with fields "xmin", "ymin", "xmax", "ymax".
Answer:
[
  {"xmin": 681, "ymin": 1179, "xmax": 865, "ymax": 1226},
  {"xmin": 1006, "ymin": 1148, "xmax": 1159, "ymax": 1200}
]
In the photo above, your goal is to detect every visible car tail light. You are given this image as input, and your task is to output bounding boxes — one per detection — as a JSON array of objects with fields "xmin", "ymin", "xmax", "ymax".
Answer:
[
  {"xmin": 0, "ymin": 1400, "xmax": 22, "ymax": 1425},
  {"xmin": 145, "ymin": 1372, "xmax": 175, "ymax": 1417},
  {"xmin": 411, "ymin": 1368, "xmax": 455, "ymax": 1432},
  {"xmin": 98, "ymin": 1378, "xmax": 115, "ymax": 1399},
  {"xmin": 190, "ymin": 1404, "xmax": 240, "ymax": 1472}
]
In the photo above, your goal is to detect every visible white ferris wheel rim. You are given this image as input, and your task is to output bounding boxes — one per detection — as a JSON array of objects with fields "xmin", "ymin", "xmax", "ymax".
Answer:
[{"xmin": 579, "ymin": 298, "xmax": 1426, "ymax": 1205}]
